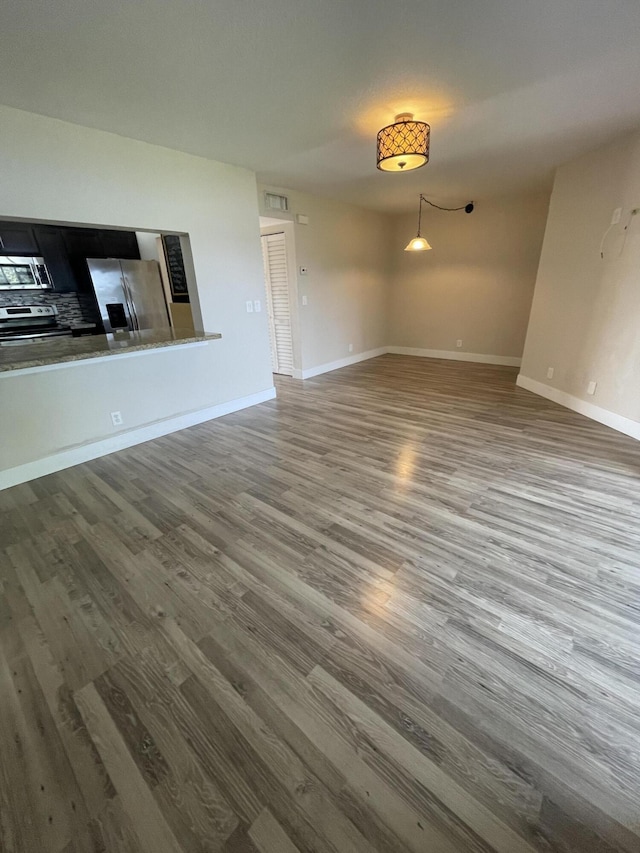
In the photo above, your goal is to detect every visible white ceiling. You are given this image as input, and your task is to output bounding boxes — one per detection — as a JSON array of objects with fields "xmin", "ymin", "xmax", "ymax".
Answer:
[{"xmin": 2, "ymin": 0, "xmax": 640, "ymax": 212}]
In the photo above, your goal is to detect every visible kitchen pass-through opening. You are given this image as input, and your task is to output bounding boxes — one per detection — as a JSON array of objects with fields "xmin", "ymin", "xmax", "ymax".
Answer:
[{"xmin": 0, "ymin": 217, "xmax": 202, "ymax": 342}]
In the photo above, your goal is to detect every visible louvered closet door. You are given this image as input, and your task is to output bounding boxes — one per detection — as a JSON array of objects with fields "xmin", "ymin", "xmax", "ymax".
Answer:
[{"xmin": 261, "ymin": 232, "xmax": 294, "ymax": 376}]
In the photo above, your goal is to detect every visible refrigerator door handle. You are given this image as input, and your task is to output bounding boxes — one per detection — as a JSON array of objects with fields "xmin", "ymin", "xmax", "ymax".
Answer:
[
  {"xmin": 119, "ymin": 275, "xmax": 134, "ymax": 328},
  {"xmin": 122, "ymin": 275, "xmax": 140, "ymax": 331}
]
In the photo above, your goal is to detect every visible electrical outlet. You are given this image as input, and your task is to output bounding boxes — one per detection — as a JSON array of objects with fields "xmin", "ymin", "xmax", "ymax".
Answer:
[
  {"xmin": 348, "ymin": 343, "xmax": 353, "ymax": 353},
  {"xmin": 246, "ymin": 300, "xmax": 253, "ymax": 313},
  {"xmin": 253, "ymin": 299, "xmax": 261, "ymax": 313},
  {"xmin": 611, "ymin": 208, "xmax": 622, "ymax": 225},
  {"xmin": 587, "ymin": 380, "xmax": 597, "ymax": 396},
  {"xmin": 302, "ymin": 294, "xmax": 308, "ymax": 306},
  {"xmin": 110, "ymin": 411, "xmax": 123, "ymax": 427},
  {"xmin": 456, "ymin": 339, "xmax": 463, "ymax": 348},
  {"xmin": 547, "ymin": 367, "xmax": 554, "ymax": 379}
]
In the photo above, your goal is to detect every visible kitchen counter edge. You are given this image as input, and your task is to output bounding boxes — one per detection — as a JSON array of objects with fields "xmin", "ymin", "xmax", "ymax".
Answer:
[{"xmin": 0, "ymin": 330, "xmax": 222, "ymax": 374}]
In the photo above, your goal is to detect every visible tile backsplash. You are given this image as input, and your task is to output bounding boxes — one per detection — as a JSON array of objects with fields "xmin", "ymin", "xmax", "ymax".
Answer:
[{"xmin": 0, "ymin": 291, "xmax": 99, "ymax": 327}]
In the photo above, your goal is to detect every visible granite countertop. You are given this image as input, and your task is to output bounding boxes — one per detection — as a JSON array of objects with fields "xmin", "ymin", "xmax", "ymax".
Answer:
[{"xmin": 0, "ymin": 328, "xmax": 222, "ymax": 373}]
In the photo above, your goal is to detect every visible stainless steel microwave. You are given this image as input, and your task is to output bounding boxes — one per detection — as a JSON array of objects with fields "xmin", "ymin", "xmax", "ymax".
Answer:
[{"xmin": 0, "ymin": 256, "xmax": 52, "ymax": 289}]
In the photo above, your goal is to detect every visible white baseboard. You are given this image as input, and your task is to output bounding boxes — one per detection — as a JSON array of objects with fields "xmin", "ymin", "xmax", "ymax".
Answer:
[
  {"xmin": 516, "ymin": 374, "xmax": 640, "ymax": 441},
  {"xmin": 0, "ymin": 387, "xmax": 276, "ymax": 490},
  {"xmin": 292, "ymin": 346, "xmax": 521, "ymax": 380},
  {"xmin": 294, "ymin": 347, "xmax": 387, "ymax": 380},
  {"xmin": 386, "ymin": 346, "xmax": 522, "ymax": 367}
]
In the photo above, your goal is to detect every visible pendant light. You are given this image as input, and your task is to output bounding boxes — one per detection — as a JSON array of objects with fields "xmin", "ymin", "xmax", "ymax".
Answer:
[
  {"xmin": 405, "ymin": 195, "xmax": 475, "ymax": 252},
  {"xmin": 405, "ymin": 235, "xmax": 432, "ymax": 252},
  {"xmin": 377, "ymin": 113, "xmax": 430, "ymax": 172}
]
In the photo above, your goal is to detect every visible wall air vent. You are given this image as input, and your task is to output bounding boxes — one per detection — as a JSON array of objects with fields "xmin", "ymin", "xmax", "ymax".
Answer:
[{"xmin": 264, "ymin": 192, "xmax": 289, "ymax": 212}]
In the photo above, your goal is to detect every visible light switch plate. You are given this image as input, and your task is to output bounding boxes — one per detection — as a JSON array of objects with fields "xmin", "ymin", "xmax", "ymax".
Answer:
[
  {"xmin": 587, "ymin": 380, "xmax": 597, "ymax": 395},
  {"xmin": 302, "ymin": 295, "xmax": 308, "ymax": 306},
  {"xmin": 246, "ymin": 300, "xmax": 253, "ymax": 313},
  {"xmin": 253, "ymin": 299, "xmax": 261, "ymax": 312}
]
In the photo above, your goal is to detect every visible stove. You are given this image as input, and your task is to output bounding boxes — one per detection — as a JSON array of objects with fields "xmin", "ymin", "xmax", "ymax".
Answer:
[{"xmin": 0, "ymin": 305, "xmax": 72, "ymax": 342}]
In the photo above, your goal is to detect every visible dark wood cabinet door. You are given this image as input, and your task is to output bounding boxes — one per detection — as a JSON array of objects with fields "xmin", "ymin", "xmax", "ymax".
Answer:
[
  {"xmin": 63, "ymin": 230, "xmax": 103, "ymax": 292},
  {"xmin": 99, "ymin": 229, "xmax": 140, "ymax": 260},
  {"xmin": 0, "ymin": 225, "xmax": 39, "ymax": 254},
  {"xmin": 33, "ymin": 227, "xmax": 77, "ymax": 292},
  {"xmin": 63, "ymin": 229, "xmax": 103, "ymax": 260}
]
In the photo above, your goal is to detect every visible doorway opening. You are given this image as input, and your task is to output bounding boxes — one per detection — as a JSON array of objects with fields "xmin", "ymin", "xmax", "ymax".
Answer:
[{"xmin": 261, "ymin": 231, "xmax": 295, "ymax": 376}]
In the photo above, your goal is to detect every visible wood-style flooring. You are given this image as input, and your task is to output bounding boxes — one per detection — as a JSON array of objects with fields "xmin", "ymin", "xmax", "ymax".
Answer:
[{"xmin": 1, "ymin": 354, "xmax": 640, "ymax": 852}]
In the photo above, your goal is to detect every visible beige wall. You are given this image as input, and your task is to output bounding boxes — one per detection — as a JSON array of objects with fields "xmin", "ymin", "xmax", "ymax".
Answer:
[
  {"xmin": 0, "ymin": 105, "xmax": 273, "ymax": 475},
  {"xmin": 389, "ymin": 192, "xmax": 550, "ymax": 359},
  {"xmin": 135, "ymin": 231, "xmax": 162, "ymax": 262},
  {"xmin": 258, "ymin": 185, "xmax": 392, "ymax": 372},
  {"xmin": 520, "ymin": 130, "xmax": 640, "ymax": 424}
]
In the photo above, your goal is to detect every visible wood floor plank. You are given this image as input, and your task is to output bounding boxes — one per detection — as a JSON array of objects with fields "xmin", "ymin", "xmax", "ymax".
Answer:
[
  {"xmin": 75, "ymin": 682, "xmax": 184, "ymax": 853},
  {"xmin": 88, "ymin": 794, "xmax": 148, "ymax": 852},
  {"xmin": 308, "ymin": 664, "xmax": 537, "ymax": 853},
  {"xmin": 160, "ymin": 616, "xmax": 379, "ymax": 852},
  {"xmin": 112, "ymin": 642, "xmax": 265, "ymax": 828},
  {"xmin": 191, "ymin": 616, "xmax": 463, "ymax": 852},
  {"xmin": 107, "ymin": 653, "xmax": 240, "ymax": 851},
  {"xmin": 17, "ymin": 611, "xmax": 116, "ymax": 819},
  {"xmin": 249, "ymin": 807, "xmax": 301, "ymax": 853},
  {"xmin": 1, "ymin": 355, "xmax": 639, "ymax": 851},
  {"xmin": 223, "ymin": 823, "xmax": 261, "ymax": 852},
  {"xmin": 0, "ymin": 628, "xmax": 91, "ymax": 852}
]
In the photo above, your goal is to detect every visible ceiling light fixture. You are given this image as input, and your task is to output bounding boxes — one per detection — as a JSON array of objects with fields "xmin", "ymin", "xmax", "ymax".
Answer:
[
  {"xmin": 376, "ymin": 113, "xmax": 430, "ymax": 172},
  {"xmin": 405, "ymin": 194, "xmax": 475, "ymax": 252}
]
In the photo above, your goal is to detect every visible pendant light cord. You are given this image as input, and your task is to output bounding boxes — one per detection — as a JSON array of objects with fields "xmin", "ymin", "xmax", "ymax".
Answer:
[
  {"xmin": 420, "ymin": 194, "xmax": 474, "ymax": 213},
  {"xmin": 407, "ymin": 194, "xmax": 474, "ymax": 251}
]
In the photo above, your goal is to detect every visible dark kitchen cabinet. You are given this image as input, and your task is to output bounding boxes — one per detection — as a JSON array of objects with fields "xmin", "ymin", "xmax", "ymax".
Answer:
[
  {"xmin": 0, "ymin": 224, "xmax": 39, "ymax": 254},
  {"xmin": 34, "ymin": 227, "xmax": 76, "ymax": 292},
  {"xmin": 64, "ymin": 227, "xmax": 139, "ymax": 263},
  {"xmin": 62, "ymin": 227, "xmax": 141, "ymax": 292},
  {"xmin": 99, "ymin": 229, "xmax": 140, "ymax": 260},
  {"xmin": 0, "ymin": 221, "xmax": 142, "ymax": 293},
  {"xmin": 62, "ymin": 230, "xmax": 103, "ymax": 292}
]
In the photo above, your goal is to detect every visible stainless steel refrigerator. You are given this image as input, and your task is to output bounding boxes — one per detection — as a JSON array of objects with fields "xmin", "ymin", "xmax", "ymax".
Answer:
[{"xmin": 87, "ymin": 258, "xmax": 171, "ymax": 334}]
